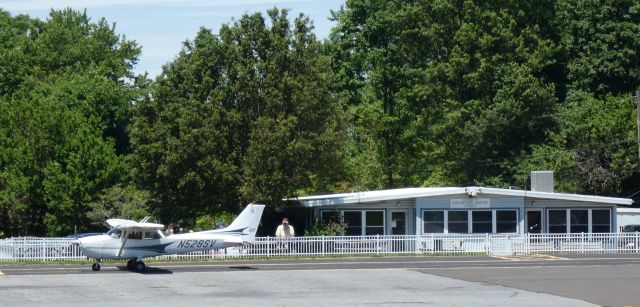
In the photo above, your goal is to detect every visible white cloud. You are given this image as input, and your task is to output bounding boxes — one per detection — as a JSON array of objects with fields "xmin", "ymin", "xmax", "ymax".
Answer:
[{"xmin": 1, "ymin": 0, "xmax": 315, "ymax": 11}]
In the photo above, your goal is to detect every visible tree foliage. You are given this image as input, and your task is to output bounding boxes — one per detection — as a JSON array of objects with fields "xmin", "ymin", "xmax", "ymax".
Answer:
[
  {"xmin": 519, "ymin": 91, "xmax": 637, "ymax": 194},
  {"xmin": 130, "ymin": 9, "xmax": 344, "ymax": 226},
  {"xmin": 330, "ymin": 0, "xmax": 640, "ymax": 194},
  {"xmin": 87, "ymin": 185, "xmax": 152, "ymax": 229},
  {"xmin": 0, "ymin": 9, "xmax": 142, "ymax": 236}
]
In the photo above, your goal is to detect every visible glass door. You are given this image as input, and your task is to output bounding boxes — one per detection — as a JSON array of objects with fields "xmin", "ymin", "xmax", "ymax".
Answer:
[
  {"xmin": 390, "ymin": 211, "xmax": 407, "ymax": 235},
  {"xmin": 526, "ymin": 210, "xmax": 542, "ymax": 233}
]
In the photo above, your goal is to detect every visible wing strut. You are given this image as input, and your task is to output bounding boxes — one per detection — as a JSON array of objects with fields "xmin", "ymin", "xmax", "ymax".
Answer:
[{"xmin": 117, "ymin": 230, "xmax": 128, "ymax": 257}]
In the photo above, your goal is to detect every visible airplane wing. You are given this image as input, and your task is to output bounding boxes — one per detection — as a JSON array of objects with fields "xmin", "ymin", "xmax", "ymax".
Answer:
[{"xmin": 106, "ymin": 219, "xmax": 164, "ymax": 230}]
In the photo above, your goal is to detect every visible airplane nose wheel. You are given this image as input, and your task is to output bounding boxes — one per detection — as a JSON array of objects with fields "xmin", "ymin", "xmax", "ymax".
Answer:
[{"xmin": 92, "ymin": 263, "xmax": 101, "ymax": 271}]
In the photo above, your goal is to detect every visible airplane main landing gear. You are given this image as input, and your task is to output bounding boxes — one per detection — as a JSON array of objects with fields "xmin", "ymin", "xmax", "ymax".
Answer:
[
  {"xmin": 92, "ymin": 261, "xmax": 101, "ymax": 271},
  {"xmin": 135, "ymin": 261, "xmax": 146, "ymax": 271},
  {"xmin": 127, "ymin": 259, "xmax": 146, "ymax": 272}
]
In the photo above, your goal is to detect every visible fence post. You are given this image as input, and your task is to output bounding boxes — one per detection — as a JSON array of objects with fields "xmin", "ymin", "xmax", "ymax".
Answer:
[
  {"xmin": 580, "ymin": 232, "xmax": 585, "ymax": 254},
  {"xmin": 266, "ymin": 236, "xmax": 271, "ymax": 258},
  {"xmin": 485, "ymin": 233, "xmax": 490, "ymax": 255},
  {"xmin": 39, "ymin": 238, "xmax": 44, "ymax": 261}
]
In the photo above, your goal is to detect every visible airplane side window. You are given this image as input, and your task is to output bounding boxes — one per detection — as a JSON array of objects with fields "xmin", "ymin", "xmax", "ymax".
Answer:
[
  {"xmin": 144, "ymin": 232, "xmax": 159, "ymax": 240},
  {"xmin": 128, "ymin": 231, "xmax": 142, "ymax": 240}
]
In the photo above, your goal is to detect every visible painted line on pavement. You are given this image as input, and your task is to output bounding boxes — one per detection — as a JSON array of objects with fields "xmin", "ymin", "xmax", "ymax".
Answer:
[{"xmin": 492, "ymin": 254, "xmax": 570, "ymax": 261}]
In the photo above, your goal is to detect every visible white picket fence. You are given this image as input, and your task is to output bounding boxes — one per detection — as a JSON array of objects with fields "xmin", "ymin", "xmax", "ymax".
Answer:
[{"xmin": 1, "ymin": 233, "xmax": 639, "ymax": 262}]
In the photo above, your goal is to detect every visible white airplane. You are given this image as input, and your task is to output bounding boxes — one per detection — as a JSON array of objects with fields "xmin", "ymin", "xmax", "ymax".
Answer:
[{"xmin": 76, "ymin": 203, "xmax": 265, "ymax": 271}]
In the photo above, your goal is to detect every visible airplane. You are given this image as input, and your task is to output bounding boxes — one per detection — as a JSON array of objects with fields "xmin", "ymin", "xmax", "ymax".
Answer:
[{"xmin": 76, "ymin": 203, "xmax": 265, "ymax": 272}]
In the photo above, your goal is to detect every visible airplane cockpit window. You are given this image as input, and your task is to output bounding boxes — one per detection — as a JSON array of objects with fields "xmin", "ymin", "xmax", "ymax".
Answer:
[
  {"xmin": 107, "ymin": 228, "xmax": 122, "ymax": 239},
  {"xmin": 144, "ymin": 231, "xmax": 161, "ymax": 240}
]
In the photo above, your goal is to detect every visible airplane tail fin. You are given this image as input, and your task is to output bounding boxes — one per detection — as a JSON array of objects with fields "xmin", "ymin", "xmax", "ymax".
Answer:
[{"xmin": 203, "ymin": 203, "xmax": 265, "ymax": 243}]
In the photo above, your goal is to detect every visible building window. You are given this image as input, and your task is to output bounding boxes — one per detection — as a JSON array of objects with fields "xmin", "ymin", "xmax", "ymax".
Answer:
[
  {"xmin": 448, "ymin": 211, "xmax": 469, "ymax": 233},
  {"xmin": 548, "ymin": 209, "xmax": 611, "ymax": 233},
  {"xmin": 472, "ymin": 211, "xmax": 492, "ymax": 233},
  {"xmin": 422, "ymin": 209, "xmax": 518, "ymax": 234},
  {"xmin": 326, "ymin": 210, "xmax": 386, "ymax": 236},
  {"xmin": 591, "ymin": 209, "xmax": 611, "ymax": 233},
  {"xmin": 343, "ymin": 211, "xmax": 362, "ymax": 236},
  {"xmin": 366, "ymin": 211, "xmax": 384, "ymax": 235},
  {"xmin": 496, "ymin": 210, "xmax": 518, "ymax": 233},
  {"xmin": 423, "ymin": 211, "xmax": 445, "ymax": 233},
  {"xmin": 321, "ymin": 210, "xmax": 340, "ymax": 224},
  {"xmin": 548, "ymin": 209, "xmax": 567, "ymax": 233},
  {"xmin": 570, "ymin": 210, "xmax": 588, "ymax": 233}
]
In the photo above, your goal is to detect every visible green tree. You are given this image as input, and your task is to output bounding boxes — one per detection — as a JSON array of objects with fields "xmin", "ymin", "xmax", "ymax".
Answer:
[
  {"xmin": 515, "ymin": 0, "xmax": 640, "ymax": 195},
  {"xmin": 0, "ymin": 9, "xmax": 142, "ymax": 236},
  {"xmin": 518, "ymin": 92, "xmax": 637, "ymax": 195},
  {"xmin": 130, "ymin": 9, "xmax": 344, "ymax": 225},
  {"xmin": 558, "ymin": 0, "xmax": 640, "ymax": 96},
  {"xmin": 87, "ymin": 185, "xmax": 152, "ymax": 229},
  {"xmin": 330, "ymin": 0, "xmax": 559, "ymax": 188}
]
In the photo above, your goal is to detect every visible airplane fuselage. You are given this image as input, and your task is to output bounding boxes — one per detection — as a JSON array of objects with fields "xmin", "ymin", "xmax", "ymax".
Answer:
[{"xmin": 79, "ymin": 232, "xmax": 243, "ymax": 260}]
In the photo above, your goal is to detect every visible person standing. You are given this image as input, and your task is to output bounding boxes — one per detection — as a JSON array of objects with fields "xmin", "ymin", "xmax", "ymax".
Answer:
[
  {"xmin": 275, "ymin": 218, "xmax": 295, "ymax": 238},
  {"xmin": 275, "ymin": 218, "xmax": 295, "ymax": 253}
]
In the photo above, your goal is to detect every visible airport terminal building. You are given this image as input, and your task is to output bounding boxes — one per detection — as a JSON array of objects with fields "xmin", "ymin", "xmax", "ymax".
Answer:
[{"xmin": 293, "ymin": 173, "xmax": 633, "ymax": 236}]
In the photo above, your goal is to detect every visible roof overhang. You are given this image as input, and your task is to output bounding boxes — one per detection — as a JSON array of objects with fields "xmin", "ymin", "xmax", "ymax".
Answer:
[{"xmin": 292, "ymin": 187, "xmax": 633, "ymax": 207}]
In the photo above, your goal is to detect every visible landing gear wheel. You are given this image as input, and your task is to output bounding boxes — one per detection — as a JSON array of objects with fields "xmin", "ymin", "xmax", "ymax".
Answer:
[
  {"xmin": 135, "ymin": 261, "xmax": 146, "ymax": 272},
  {"xmin": 92, "ymin": 263, "xmax": 101, "ymax": 271},
  {"xmin": 127, "ymin": 260, "xmax": 135, "ymax": 270}
]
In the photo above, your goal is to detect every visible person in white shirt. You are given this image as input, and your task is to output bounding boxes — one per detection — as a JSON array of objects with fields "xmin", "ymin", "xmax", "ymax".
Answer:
[{"xmin": 275, "ymin": 218, "xmax": 295, "ymax": 238}]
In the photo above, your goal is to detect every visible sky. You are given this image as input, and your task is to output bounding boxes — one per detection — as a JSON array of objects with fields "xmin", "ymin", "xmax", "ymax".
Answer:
[{"xmin": 1, "ymin": 0, "xmax": 345, "ymax": 77}]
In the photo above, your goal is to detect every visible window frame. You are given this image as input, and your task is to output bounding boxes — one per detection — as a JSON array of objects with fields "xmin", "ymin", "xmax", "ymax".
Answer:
[
  {"xmin": 423, "ymin": 210, "xmax": 445, "ymax": 233},
  {"xmin": 496, "ymin": 210, "xmax": 518, "ymax": 233},
  {"xmin": 471, "ymin": 210, "xmax": 493, "ymax": 233},
  {"xmin": 421, "ymin": 209, "xmax": 519, "ymax": 234},
  {"xmin": 321, "ymin": 209, "xmax": 386, "ymax": 236},
  {"xmin": 546, "ymin": 208, "xmax": 611, "ymax": 233}
]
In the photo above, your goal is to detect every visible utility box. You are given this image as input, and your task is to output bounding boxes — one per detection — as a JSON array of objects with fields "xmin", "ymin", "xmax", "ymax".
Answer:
[{"xmin": 531, "ymin": 171, "xmax": 554, "ymax": 193}]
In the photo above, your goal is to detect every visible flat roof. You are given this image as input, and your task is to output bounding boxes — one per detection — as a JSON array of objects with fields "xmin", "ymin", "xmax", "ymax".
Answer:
[
  {"xmin": 617, "ymin": 208, "xmax": 640, "ymax": 213},
  {"xmin": 294, "ymin": 187, "xmax": 633, "ymax": 207}
]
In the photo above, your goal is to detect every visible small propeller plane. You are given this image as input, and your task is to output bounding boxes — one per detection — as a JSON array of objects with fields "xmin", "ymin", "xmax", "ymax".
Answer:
[{"xmin": 76, "ymin": 203, "xmax": 265, "ymax": 272}]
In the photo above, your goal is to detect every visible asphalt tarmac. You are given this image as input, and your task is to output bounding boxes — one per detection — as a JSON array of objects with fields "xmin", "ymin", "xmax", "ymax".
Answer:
[{"xmin": 1, "ymin": 254, "xmax": 638, "ymax": 306}]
